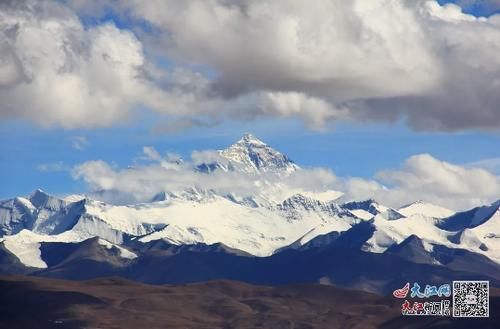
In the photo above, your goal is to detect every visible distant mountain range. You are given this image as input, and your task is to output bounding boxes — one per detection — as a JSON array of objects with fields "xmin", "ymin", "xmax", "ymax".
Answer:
[{"xmin": 1, "ymin": 134, "xmax": 499, "ymax": 294}]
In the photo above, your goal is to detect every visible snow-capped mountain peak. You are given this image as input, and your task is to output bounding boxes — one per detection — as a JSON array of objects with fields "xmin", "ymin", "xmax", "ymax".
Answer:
[
  {"xmin": 199, "ymin": 134, "xmax": 300, "ymax": 174},
  {"xmin": 470, "ymin": 199, "xmax": 500, "ymax": 227},
  {"xmin": 29, "ymin": 189, "xmax": 52, "ymax": 208},
  {"xmin": 397, "ymin": 200, "xmax": 454, "ymax": 219},
  {"xmin": 341, "ymin": 199, "xmax": 386, "ymax": 220},
  {"xmin": 236, "ymin": 133, "xmax": 267, "ymax": 147},
  {"xmin": 220, "ymin": 133, "xmax": 299, "ymax": 174},
  {"xmin": 63, "ymin": 194, "xmax": 87, "ymax": 203},
  {"xmin": 1, "ymin": 188, "xmax": 500, "ymax": 266}
]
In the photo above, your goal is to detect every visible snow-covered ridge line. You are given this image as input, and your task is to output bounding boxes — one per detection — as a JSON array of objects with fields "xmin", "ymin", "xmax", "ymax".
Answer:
[
  {"xmin": 2, "ymin": 187, "xmax": 498, "ymax": 263},
  {"xmin": 0, "ymin": 134, "xmax": 499, "ymax": 268},
  {"xmin": 397, "ymin": 200, "xmax": 455, "ymax": 218}
]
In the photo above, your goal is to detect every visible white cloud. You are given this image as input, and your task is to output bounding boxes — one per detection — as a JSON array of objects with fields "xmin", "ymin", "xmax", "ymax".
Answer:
[
  {"xmin": 340, "ymin": 154, "xmax": 500, "ymax": 210},
  {"xmin": 190, "ymin": 149, "xmax": 227, "ymax": 166},
  {"xmin": 0, "ymin": 1, "xmax": 142, "ymax": 127},
  {"xmin": 73, "ymin": 160, "xmax": 117, "ymax": 191},
  {"xmin": 466, "ymin": 157, "xmax": 500, "ymax": 174},
  {"xmin": 258, "ymin": 92, "xmax": 350, "ymax": 130},
  {"xmin": 72, "ymin": 148, "xmax": 338, "ymax": 204},
  {"xmin": 0, "ymin": 0, "xmax": 193, "ymax": 128},
  {"xmin": 72, "ymin": 146, "xmax": 500, "ymax": 210},
  {"xmin": 119, "ymin": 0, "xmax": 500, "ymax": 131},
  {"xmin": 426, "ymin": 1, "xmax": 479, "ymax": 21},
  {"xmin": 127, "ymin": 0, "xmax": 438, "ymax": 98},
  {"xmin": 37, "ymin": 161, "xmax": 67, "ymax": 172},
  {"xmin": 139, "ymin": 146, "xmax": 183, "ymax": 170},
  {"xmin": 2, "ymin": 0, "xmax": 500, "ymax": 131},
  {"xmin": 142, "ymin": 146, "xmax": 162, "ymax": 162},
  {"xmin": 68, "ymin": 136, "xmax": 88, "ymax": 150}
]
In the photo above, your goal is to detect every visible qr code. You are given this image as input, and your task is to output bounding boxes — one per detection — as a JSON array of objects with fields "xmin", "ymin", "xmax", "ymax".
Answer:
[{"xmin": 452, "ymin": 281, "xmax": 489, "ymax": 317}]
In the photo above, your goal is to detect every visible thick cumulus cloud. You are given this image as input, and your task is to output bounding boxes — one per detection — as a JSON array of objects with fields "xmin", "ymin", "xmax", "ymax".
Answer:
[
  {"xmin": 120, "ymin": 0, "xmax": 500, "ymax": 131},
  {"xmin": 340, "ymin": 154, "xmax": 500, "ymax": 209},
  {"xmin": 73, "ymin": 146, "xmax": 500, "ymax": 210},
  {"xmin": 0, "ymin": 0, "xmax": 149, "ymax": 127},
  {"xmin": 0, "ymin": 0, "xmax": 201, "ymax": 128},
  {"xmin": 127, "ymin": 0, "xmax": 439, "ymax": 99},
  {"xmin": 2, "ymin": 0, "xmax": 500, "ymax": 130}
]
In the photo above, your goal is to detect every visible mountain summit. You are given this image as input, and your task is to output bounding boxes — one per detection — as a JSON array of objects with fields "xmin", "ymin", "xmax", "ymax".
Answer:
[
  {"xmin": 197, "ymin": 133, "xmax": 299, "ymax": 174},
  {"xmin": 219, "ymin": 133, "xmax": 299, "ymax": 174},
  {"xmin": 235, "ymin": 133, "xmax": 267, "ymax": 146}
]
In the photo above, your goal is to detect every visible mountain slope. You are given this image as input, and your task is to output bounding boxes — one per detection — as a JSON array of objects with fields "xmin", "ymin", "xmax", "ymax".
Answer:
[
  {"xmin": 397, "ymin": 200, "xmax": 454, "ymax": 218},
  {"xmin": 19, "ymin": 236, "xmax": 499, "ymax": 295},
  {"xmin": 438, "ymin": 200, "xmax": 500, "ymax": 231},
  {"xmin": 341, "ymin": 199, "xmax": 406, "ymax": 221},
  {"xmin": 0, "ymin": 189, "xmax": 83, "ymax": 236},
  {"xmin": 1, "ymin": 186, "xmax": 500, "ymax": 268},
  {"xmin": 1, "ymin": 186, "xmax": 364, "ymax": 260}
]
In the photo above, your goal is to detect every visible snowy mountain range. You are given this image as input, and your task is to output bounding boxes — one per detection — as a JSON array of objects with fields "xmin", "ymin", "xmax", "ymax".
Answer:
[{"xmin": 0, "ymin": 134, "xmax": 499, "ymax": 293}]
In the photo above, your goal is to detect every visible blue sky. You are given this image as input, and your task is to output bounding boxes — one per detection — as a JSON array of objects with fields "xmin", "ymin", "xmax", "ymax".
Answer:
[
  {"xmin": 439, "ymin": 0, "xmax": 500, "ymax": 16},
  {"xmin": 1, "ymin": 0, "xmax": 500, "ymax": 209},
  {"xmin": 3, "ymin": 114, "xmax": 500, "ymax": 199}
]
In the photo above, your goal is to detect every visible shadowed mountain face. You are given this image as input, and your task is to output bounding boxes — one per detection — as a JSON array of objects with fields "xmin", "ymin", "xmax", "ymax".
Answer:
[
  {"xmin": 1, "ymin": 276, "xmax": 498, "ymax": 329},
  {"xmin": 385, "ymin": 235, "xmax": 500, "ymax": 280},
  {"xmin": 1, "ymin": 220, "xmax": 499, "ymax": 295},
  {"xmin": 15, "ymin": 237, "xmax": 498, "ymax": 296}
]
